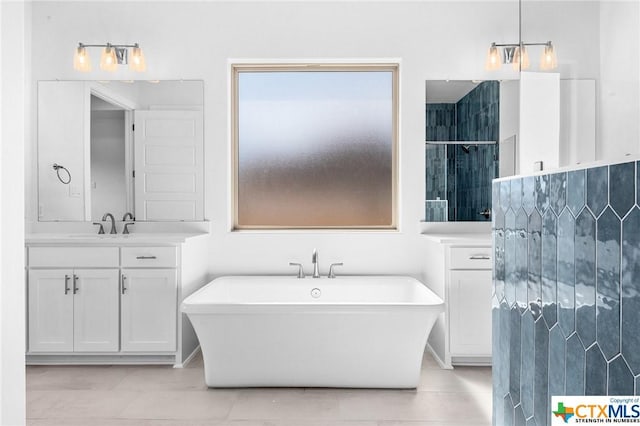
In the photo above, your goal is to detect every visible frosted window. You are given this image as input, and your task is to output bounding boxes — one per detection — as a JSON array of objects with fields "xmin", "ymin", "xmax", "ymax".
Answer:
[{"xmin": 234, "ymin": 65, "xmax": 397, "ymax": 229}]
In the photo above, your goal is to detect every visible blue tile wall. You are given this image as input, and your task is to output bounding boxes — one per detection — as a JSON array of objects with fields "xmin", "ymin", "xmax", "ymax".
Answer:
[
  {"xmin": 455, "ymin": 81, "xmax": 499, "ymax": 221},
  {"xmin": 493, "ymin": 160, "xmax": 640, "ymax": 426},
  {"xmin": 424, "ymin": 200, "xmax": 447, "ymax": 222},
  {"xmin": 425, "ymin": 104, "xmax": 455, "ymax": 202}
]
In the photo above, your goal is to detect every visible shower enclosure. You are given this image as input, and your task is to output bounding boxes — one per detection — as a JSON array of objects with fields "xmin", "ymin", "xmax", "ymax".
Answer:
[{"xmin": 425, "ymin": 81, "xmax": 500, "ymax": 222}]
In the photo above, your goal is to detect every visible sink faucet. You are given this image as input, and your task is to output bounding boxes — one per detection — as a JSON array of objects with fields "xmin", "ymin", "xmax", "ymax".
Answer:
[
  {"xmin": 102, "ymin": 213, "xmax": 117, "ymax": 234},
  {"xmin": 122, "ymin": 212, "xmax": 134, "ymax": 221},
  {"xmin": 312, "ymin": 248, "xmax": 320, "ymax": 278}
]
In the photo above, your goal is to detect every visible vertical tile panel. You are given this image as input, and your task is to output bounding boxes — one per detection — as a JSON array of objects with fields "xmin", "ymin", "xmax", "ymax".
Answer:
[
  {"xmin": 528, "ymin": 210, "xmax": 543, "ymax": 319},
  {"xmin": 622, "ymin": 207, "xmax": 640, "ymax": 375},
  {"xmin": 585, "ymin": 345, "xmax": 607, "ymax": 395},
  {"xmin": 521, "ymin": 312, "xmax": 535, "ymax": 419},
  {"xmin": 608, "ymin": 355, "xmax": 634, "ymax": 395},
  {"xmin": 586, "ymin": 166, "xmax": 608, "ymax": 217},
  {"xmin": 575, "ymin": 208, "xmax": 597, "ymax": 348},
  {"xmin": 505, "ymin": 209, "xmax": 517, "ymax": 306},
  {"xmin": 548, "ymin": 326, "xmax": 566, "ymax": 399},
  {"xmin": 542, "ymin": 210, "xmax": 558, "ymax": 327},
  {"xmin": 565, "ymin": 333, "xmax": 586, "ymax": 395},
  {"xmin": 523, "ymin": 176, "xmax": 536, "ymax": 215},
  {"xmin": 510, "ymin": 307, "xmax": 522, "ymax": 405},
  {"xmin": 609, "ymin": 161, "xmax": 635, "ymax": 218},
  {"xmin": 495, "ymin": 207, "xmax": 506, "ymax": 302},
  {"xmin": 535, "ymin": 174, "xmax": 550, "ymax": 214},
  {"xmin": 516, "ymin": 208, "xmax": 529, "ymax": 312},
  {"xmin": 534, "ymin": 319, "xmax": 550, "ymax": 426},
  {"xmin": 550, "ymin": 172, "xmax": 567, "ymax": 215},
  {"xmin": 596, "ymin": 207, "xmax": 621, "ymax": 361},
  {"xmin": 567, "ymin": 169, "xmax": 586, "ymax": 217},
  {"xmin": 557, "ymin": 210, "xmax": 576, "ymax": 336}
]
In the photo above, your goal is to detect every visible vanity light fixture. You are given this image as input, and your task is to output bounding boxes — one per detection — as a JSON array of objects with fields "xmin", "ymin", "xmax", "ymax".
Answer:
[
  {"xmin": 485, "ymin": 41, "xmax": 556, "ymax": 71},
  {"xmin": 73, "ymin": 42, "xmax": 146, "ymax": 72},
  {"xmin": 485, "ymin": 0, "xmax": 557, "ymax": 71}
]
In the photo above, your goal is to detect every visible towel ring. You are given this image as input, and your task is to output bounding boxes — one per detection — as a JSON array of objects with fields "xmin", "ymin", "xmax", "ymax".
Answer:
[{"xmin": 53, "ymin": 163, "xmax": 71, "ymax": 184}]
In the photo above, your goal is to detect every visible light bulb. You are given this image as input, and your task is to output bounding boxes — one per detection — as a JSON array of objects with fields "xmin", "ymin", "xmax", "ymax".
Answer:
[
  {"xmin": 540, "ymin": 42, "xmax": 558, "ymax": 70},
  {"xmin": 73, "ymin": 44, "xmax": 91, "ymax": 72},
  {"xmin": 129, "ymin": 45, "xmax": 146, "ymax": 72},
  {"xmin": 512, "ymin": 45, "xmax": 530, "ymax": 71},
  {"xmin": 485, "ymin": 43, "xmax": 501, "ymax": 71},
  {"xmin": 100, "ymin": 45, "xmax": 118, "ymax": 72}
]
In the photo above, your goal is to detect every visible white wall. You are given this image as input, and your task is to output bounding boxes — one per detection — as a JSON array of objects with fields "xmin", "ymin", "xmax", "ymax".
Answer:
[
  {"xmin": 499, "ymin": 80, "xmax": 520, "ymax": 175},
  {"xmin": 1, "ymin": 1, "xmax": 28, "ymax": 424},
  {"xmin": 598, "ymin": 0, "xmax": 640, "ymax": 161},
  {"xmin": 519, "ymin": 72, "xmax": 560, "ymax": 172},
  {"xmin": 90, "ymin": 109, "xmax": 126, "ymax": 220}
]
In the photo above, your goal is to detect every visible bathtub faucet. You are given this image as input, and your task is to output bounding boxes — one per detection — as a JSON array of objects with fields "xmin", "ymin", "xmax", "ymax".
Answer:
[{"xmin": 312, "ymin": 248, "xmax": 320, "ymax": 278}]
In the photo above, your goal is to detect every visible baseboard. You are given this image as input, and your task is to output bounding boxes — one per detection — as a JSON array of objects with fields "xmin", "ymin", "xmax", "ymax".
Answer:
[
  {"xmin": 174, "ymin": 345, "xmax": 200, "ymax": 368},
  {"xmin": 451, "ymin": 355, "xmax": 492, "ymax": 367},
  {"xmin": 425, "ymin": 343, "xmax": 453, "ymax": 370}
]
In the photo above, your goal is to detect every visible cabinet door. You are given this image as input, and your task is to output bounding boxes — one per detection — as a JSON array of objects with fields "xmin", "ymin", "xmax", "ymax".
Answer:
[
  {"xmin": 121, "ymin": 269, "xmax": 177, "ymax": 352},
  {"xmin": 449, "ymin": 269, "xmax": 493, "ymax": 356},
  {"xmin": 28, "ymin": 269, "xmax": 74, "ymax": 352},
  {"xmin": 73, "ymin": 269, "xmax": 120, "ymax": 352}
]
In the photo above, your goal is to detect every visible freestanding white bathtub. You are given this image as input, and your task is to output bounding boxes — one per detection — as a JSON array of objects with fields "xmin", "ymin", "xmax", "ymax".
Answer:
[{"xmin": 181, "ymin": 275, "xmax": 444, "ymax": 388}]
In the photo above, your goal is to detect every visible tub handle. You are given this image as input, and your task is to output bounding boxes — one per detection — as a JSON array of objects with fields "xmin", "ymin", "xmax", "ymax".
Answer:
[
  {"xmin": 469, "ymin": 255, "xmax": 491, "ymax": 260},
  {"xmin": 289, "ymin": 262, "xmax": 305, "ymax": 279},
  {"xmin": 328, "ymin": 262, "xmax": 343, "ymax": 279}
]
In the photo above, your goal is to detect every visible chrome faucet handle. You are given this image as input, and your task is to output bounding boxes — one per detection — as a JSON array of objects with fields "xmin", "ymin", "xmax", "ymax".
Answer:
[
  {"xmin": 92, "ymin": 222, "xmax": 105, "ymax": 234},
  {"xmin": 123, "ymin": 222, "xmax": 135, "ymax": 234},
  {"xmin": 328, "ymin": 262, "xmax": 343, "ymax": 279},
  {"xmin": 289, "ymin": 262, "xmax": 305, "ymax": 279}
]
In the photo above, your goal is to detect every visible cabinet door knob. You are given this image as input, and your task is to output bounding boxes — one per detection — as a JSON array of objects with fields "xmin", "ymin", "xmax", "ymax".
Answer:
[
  {"xmin": 64, "ymin": 274, "xmax": 71, "ymax": 295},
  {"xmin": 121, "ymin": 275, "xmax": 127, "ymax": 295},
  {"xmin": 73, "ymin": 274, "xmax": 79, "ymax": 294}
]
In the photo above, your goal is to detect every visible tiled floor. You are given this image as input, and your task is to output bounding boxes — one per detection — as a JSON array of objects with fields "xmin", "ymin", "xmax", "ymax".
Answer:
[{"xmin": 26, "ymin": 351, "xmax": 492, "ymax": 426}]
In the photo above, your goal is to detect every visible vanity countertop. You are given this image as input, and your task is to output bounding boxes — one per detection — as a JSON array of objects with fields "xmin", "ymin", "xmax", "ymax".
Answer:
[
  {"xmin": 25, "ymin": 232, "xmax": 208, "ymax": 245},
  {"xmin": 422, "ymin": 233, "xmax": 492, "ymax": 245}
]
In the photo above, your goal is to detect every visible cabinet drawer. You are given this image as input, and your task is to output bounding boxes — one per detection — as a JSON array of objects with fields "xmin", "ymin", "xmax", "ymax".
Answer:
[
  {"xmin": 121, "ymin": 247, "xmax": 177, "ymax": 268},
  {"xmin": 449, "ymin": 246, "xmax": 492, "ymax": 270},
  {"xmin": 29, "ymin": 247, "xmax": 119, "ymax": 268}
]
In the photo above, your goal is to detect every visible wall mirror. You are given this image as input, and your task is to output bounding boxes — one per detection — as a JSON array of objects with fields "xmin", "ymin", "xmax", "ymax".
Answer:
[
  {"xmin": 37, "ymin": 80, "xmax": 204, "ymax": 222},
  {"xmin": 424, "ymin": 80, "xmax": 518, "ymax": 222}
]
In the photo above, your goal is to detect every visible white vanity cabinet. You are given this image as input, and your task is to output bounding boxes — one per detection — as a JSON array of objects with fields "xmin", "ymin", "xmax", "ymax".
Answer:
[
  {"xmin": 25, "ymin": 233, "xmax": 209, "ymax": 366},
  {"xmin": 28, "ymin": 247, "xmax": 120, "ymax": 353},
  {"xmin": 448, "ymin": 247, "xmax": 492, "ymax": 359},
  {"xmin": 422, "ymin": 234, "xmax": 492, "ymax": 368}
]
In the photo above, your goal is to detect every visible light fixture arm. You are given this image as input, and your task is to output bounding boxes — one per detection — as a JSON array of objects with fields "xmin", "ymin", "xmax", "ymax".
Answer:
[{"xmin": 77, "ymin": 42, "xmax": 140, "ymax": 49}]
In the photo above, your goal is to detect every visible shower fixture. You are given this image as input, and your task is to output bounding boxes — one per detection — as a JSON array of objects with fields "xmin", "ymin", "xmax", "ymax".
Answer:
[
  {"xmin": 485, "ymin": 0, "xmax": 557, "ymax": 71},
  {"xmin": 73, "ymin": 42, "xmax": 146, "ymax": 72}
]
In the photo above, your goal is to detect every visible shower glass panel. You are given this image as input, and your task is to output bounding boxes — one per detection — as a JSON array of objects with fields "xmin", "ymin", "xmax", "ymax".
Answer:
[{"xmin": 234, "ymin": 65, "xmax": 397, "ymax": 229}]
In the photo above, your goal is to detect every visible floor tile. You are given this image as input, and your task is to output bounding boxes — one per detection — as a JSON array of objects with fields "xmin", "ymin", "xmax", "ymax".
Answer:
[
  {"xmin": 27, "ymin": 390, "xmax": 136, "ymax": 419},
  {"xmin": 119, "ymin": 390, "xmax": 238, "ymax": 420},
  {"xmin": 26, "ymin": 352, "xmax": 493, "ymax": 424},
  {"xmin": 228, "ymin": 388, "xmax": 340, "ymax": 421}
]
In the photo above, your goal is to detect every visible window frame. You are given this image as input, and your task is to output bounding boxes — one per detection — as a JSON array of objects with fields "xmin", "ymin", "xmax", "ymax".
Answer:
[{"xmin": 231, "ymin": 62, "xmax": 399, "ymax": 231}]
